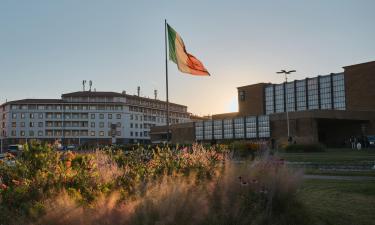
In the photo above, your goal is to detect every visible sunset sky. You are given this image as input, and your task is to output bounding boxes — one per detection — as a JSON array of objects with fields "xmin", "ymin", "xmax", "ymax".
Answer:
[{"xmin": 0, "ymin": 0, "xmax": 374, "ymax": 115}]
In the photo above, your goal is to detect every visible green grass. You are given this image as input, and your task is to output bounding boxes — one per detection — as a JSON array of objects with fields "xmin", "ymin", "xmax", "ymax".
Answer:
[
  {"xmin": 298, "ymin": 179, "xmax": 375, "ymax": 225},
  {"xmin": 303, "ymin": 168, "xmax": 375, "ymax": 177},
  {"xmin": 277, "ymin": 148, "xmax": 375, "ymax": 165}
]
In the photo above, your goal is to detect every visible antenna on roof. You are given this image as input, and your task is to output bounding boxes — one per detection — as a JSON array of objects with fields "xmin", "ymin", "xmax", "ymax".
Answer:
[
  {"xmin": 89, "ymin": 80, "xmax": 92, "ymax": 92},
  {"xmin": 82, "ymin": 80, "xmax": 87, "ymax": 91}
]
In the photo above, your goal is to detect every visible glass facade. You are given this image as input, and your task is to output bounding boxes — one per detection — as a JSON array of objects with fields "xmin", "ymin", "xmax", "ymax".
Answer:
[
  {"xmin": 296, "ymin": 80, "xmax": 307, "ymax": 111},
  {"xmin": 213, "ymin": 120, "xmax": 223, "ymax": 139},
  {"xmin": 319, "ymin": 75, "xmax": 332, "ymax": 109},
  {"xmin": 265, "ymin": 85, "xmax": 274, "ymax": 115},
  {"xmin": 204, "ymin": 120, "xmax": 212, "ymax": 140},
  {"xmin": 274, "ymin": 84, "xmax": 285, "ymax": 113},
  {"xmin": 195, "ymin": 115, "xmax": 270, "ymax": 140},
  {"xmin": 332, "ymin": 73, "xmax": 346, "ymax": 109},
  {"xmin": 245, "ymin": 116, "xmax": 257, "ymax": 138},
  {"xmin": 258, "ymin": 115, "xmax": 270, "ymax": 138},
  {"xmin": 307, "ymin": 77, "xmax": 319, "ymax": 110},
  {"xmin": 264, "ymin": 73, "xmax": 346, "ymax": 114},
  {"xmin": 286, "ymin": 82, "xmax": 295, "ymax": 112},
  {"xmin": 195, "ymin": 121, "xmax": 203, "ymax": 140},
  {"xmin": 223, "ymin": 119, "xmax": 233, "ymax": 139},
  {"xmin": 234, "ymin": 117, "xmax": 244, "ymax": 138}
]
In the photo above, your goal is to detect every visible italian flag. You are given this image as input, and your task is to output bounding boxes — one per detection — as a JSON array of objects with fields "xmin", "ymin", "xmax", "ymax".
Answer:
[{"xmin": 167, "ymin": 24, "xmax": 210, "ymax": 76}]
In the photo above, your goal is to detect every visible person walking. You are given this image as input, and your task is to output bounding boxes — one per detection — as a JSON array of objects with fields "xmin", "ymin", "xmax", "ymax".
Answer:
[{"xmin": 350, "ymin": 136, "xmax": 356, "ymax": 149}]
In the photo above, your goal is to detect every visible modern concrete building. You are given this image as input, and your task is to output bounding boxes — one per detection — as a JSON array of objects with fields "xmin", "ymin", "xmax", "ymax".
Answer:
[
  {"xmin": 0, "ymin": 90, "xmax": 191, "ymax": 150},
  {"xmin": 151, "ymin": 60, "xmax": 375, "ymax": 147}
]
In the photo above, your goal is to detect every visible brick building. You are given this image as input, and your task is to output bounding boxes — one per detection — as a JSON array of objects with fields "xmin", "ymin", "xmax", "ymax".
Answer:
[{"xmin": 151, "ymin": 60, "xmax": 375, "ymax": 147}]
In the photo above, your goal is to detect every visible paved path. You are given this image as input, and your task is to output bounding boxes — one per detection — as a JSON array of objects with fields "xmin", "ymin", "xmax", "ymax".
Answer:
[{"xmin": 303, "ymin": 174, "xmax": 375, "ymax": 181}]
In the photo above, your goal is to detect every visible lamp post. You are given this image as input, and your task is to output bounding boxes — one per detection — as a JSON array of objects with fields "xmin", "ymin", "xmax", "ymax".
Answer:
[{"xmin": 276, "ymin": 70, "xmax": 296, "ymax": 142}]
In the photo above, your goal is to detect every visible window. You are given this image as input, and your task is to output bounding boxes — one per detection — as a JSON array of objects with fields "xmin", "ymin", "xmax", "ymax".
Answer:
[
  {"xmin": 12, "ymin": 122, "xmax": 16, "ymax": 128},
  {"xmin": 91, "ymin": 114, "xmax": 95, "ymax": 119},
  {"xmin": 130, "ymin": 123, "xmax": 133, "ymax": 128},
  {"xmin": 234, "ymin": 118, "xmax": 244, "ymax": 139},
  {"xmin": 38, "ymin": 131, "xmax": 43, "ymax": 136},
  {"xmin": 195, "ymin": 122, "xmax": 204, "ymax": 140},
  {"xmin": 213, "ymin": 120, "xmax": 222, "ymax": 139},
  {"xmin": 130, "ymin": 131, "xmax": 133, "ymax": 136},
  {"xmin": 117, "ymin": 122, "xmax": 121, "ymax": 127},
  {"xmin": 116, "ymin": 114, "xmax": 121, "ymax": 119},
  {"xmin": 130, "ymin": 115, "xmax": 133, "ymax": 120},
  {"xmin": 91, "ymin": 122, "xmax": 95, "ymax": 128},
  {"xmin": 38, "ymin": 122, "xmax": 43, "ymax": 127},
  {"xmin": 90, "ymin": 131, "xmax": 95, "ymax": 136},
  {"xmin": 11, "ymin": 130, "xmax": 16, "ymax": 136},
  {"xmin": 319, "ymin": 75, "xmax": 332, "ymax": 109},
  {"xmin": 258, "ymin": 115, "xmax": 270, "ymax": 138},
  {"xmin": 108, "ymin": 114, "xmax": 112, "ymax": 119},
  {"xmin": 246, "ymin": 116, "xmax": 257, "ymax": 138},
  {"xmin": 332, "ymin": 73, "xmax": 346, "ymax": 110},
  {"xmin": 296, "ymin": 80, "xmax": 306, "ymax": 111},
  {"xmin": 99, "ymin": 114, "xmax": 104, "ymax": 119},
  {"xmin": 99, "ymin": 131, "xmax": 104, "ymax": 136},
  {"xmin": 29, "ymin": 131, "xmax": 34, "ymax": 136},
  {"xmin": 39, "ymin": 113, "xmax": 43, "ymax": 119},
  {"xmin": 20, "ymin": 131, "xmax": 25, "ymax": 136},
  {"xmin": 29, "ymin": 122, "xmax": 34, "ymax": 127},
  {"xmin": 274, "ymin": 84, "xmax": 284, "ymax": 113},
  {"xmin": 286, "ymin": 82, "xmax": 295, "ymax": 112},
  {"xmin": 204, "ymin": 121, "xmax": 212, "ymax": 140},
  {"xmin": 307, "ymin": 78, "xmax": 319, "ymax": 110},
  {"xmin": 12, "ymin": 113, "xmax": 17, "ymax": 119},
  {"xmin": 135, "ymin": 124, "xmax": 138, "ymax": 128},
  {"xmin": 239, "ymin": 90, "xmax": 245, "ymax": 101},
  {"xmin": 116, "ymin": 131, "xmax": 121, "ymax": 136},
  {"xmin": 135, "ymin": 132, "xmax": 138, "ymax": 137},
  {"xmin": 30, "ymin": 113, "xmax": 34, "ymax": 119},
  {"xmin": 21, "ymin": 122, "xmax": 25, "ymax": 127},
  {"xmin": 223, "ymin": 119, "xmax": 233, "ymax": 139},
  {"xmin": 265, "ymin": 85, "xmax": 274, "ymax": 115},
  {"xmin": 99, "ymin": 122, "xmax": 104, "ymax": 128}
]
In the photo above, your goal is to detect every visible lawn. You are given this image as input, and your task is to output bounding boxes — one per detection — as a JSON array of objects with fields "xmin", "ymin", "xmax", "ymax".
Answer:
[
  {"xmin": 276, "ymin": 148, "xmax": 375, "ymax": 165},
  {"xmin": 298, "ymin": 179, "xmax": 375, "ymax": 225}
]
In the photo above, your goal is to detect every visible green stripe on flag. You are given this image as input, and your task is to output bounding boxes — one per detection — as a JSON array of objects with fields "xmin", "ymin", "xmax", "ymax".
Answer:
[{"xmin": 167, "ymin": 24, "xmax": 177, "ymax": 64}]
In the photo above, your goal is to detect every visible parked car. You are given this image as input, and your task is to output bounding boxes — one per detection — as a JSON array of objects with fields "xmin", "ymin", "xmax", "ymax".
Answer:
[
  {"xmin": 57, "ymin": 145, "xmax": 77, "ymax": 151},
  {"xmin": 367, "ymin": 135, "xmax": 375, "ymax": 147},
  {"xmin": 7, "ymin": 144, "xmax": 24, "ymax": 156}
]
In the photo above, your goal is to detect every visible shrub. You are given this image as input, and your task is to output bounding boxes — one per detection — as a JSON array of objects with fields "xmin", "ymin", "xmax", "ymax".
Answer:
[
  {"xmin": 0, "ymin": 142, "xmax": 311, "ymax": 225},
  {"xmin": 284, "ymin": 143, "xmax": 326, "ymax": 153}
]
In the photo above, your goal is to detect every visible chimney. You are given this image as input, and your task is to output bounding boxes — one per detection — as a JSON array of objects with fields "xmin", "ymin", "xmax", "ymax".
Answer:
[
  {"xmin": 137, "ymin": 86, "xmax": 140, "ymax": 97},
  {"xmin": 122, "ymin": 90, "xmax": 126, "ymax": 95},
  {"xmin": 154, "ymin": 90, "xmax": 158, "ymax": 99}
]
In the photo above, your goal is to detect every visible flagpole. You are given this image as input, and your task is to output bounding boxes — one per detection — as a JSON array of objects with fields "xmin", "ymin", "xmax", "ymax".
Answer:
[{"xmin": 165, "ymin": 19, "xmax": 170, "ymax": 143}]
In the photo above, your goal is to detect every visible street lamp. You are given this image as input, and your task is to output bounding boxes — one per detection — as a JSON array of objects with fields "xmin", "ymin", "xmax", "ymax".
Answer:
[{"xmin": 276, "ymin": 70, "xmax": 296, "ymax": 142}]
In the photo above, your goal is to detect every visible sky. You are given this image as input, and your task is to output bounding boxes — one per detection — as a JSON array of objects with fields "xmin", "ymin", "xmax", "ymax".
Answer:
[{"xmin": 0, "ymin": 0, "xmax": 374, "ymax": 115}]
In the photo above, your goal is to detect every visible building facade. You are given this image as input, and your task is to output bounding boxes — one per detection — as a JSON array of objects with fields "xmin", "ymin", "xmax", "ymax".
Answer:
[
  {"xmin": 0, "ymin": 91, "xmax": 190, "ymax": 149},
  {"xmin": 151, "ymin": 60, "xmax": 375, "ymax": 147}
]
